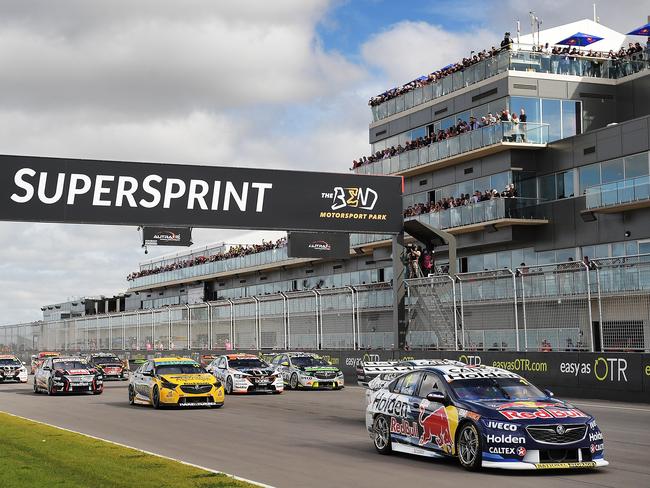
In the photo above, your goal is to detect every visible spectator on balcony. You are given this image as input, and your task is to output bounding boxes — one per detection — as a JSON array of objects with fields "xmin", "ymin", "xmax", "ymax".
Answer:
[
  {"xmin": 519, "ymin": 108, "xmax": 527, "ymax": 142},
  {"xmin": 500, "ymin": 32, "xmax": 513, "ymax": 51},
  {"xmin": 540, "ymin": 339, "xmax": 553, "ymax": 352},
  {"xmin": 421, "ymin": 249, "xmax": 433, "ymax": 276}
]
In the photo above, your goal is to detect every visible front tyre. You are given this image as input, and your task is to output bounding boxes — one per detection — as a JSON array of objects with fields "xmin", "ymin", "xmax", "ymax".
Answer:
[
  {"xmin": 289, "ymin": 373, "xmax": 299, "ymax": 390},
  {"xmin": 457, "ymin": 423, "xmax": 482, "ymax": 471},
  {"xmin": 372, "ymin": 415, "xmax": 392, "ymax": 455},
  {"xmin": 47, "ymin": 379, "xmax": 57, "ymax": 396},
  {"xmin": 128, "ymin": 385, "xmax": 136, "ymax": 405},
  {"xmin": 151, "ymin": 385, "xmax": 161, "ymax": 409},
  {"xmin": 33, "ymin": 380, "xmax": 39, "ymax": 394},
  {"xmin": 225, "ymin": 377, "xmax": 233, "ymax": 395}
]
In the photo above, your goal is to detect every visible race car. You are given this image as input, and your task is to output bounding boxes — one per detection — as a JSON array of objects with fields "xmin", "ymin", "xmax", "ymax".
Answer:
[
  {"xmin": 30, "ymin": 351, "xmax": 60, "ymax": 374},
  {"xmin": 128, "ymin": 357, "xmax": 224, "ymax": 408},
  {"xmin": 0, "ymin": 354, "xmax": 28, "ymax": 383},
  {"xmin": 86, "ymin": 352, "xmax": 128, "ymax": 380},
  {"xmin": 33, "ymin": 356, "xmax": 103, "ymax": 395},
  {"xmin": 366, "ymin": 363, "xmax": 608, "ymax": 471},
  {"xmin": 206, "ymin": 353, "xmax": 283, "ymax": 394},
  {"xmin": 270, "ymin": 352, "xmax": 344, "ymax": 390}
]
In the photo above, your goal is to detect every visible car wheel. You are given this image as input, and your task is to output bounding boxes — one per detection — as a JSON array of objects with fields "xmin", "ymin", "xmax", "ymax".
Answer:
[
  {"xmin": 152, "ymin": 386, "xmax": 161, "ymax": 409},
  {"xmin": 225, "ymin": 377, "xmax": 233, "ymax": 395},
  {"xmin": 457, "ymin": 422, "xmax": 482, "ymax": 471},
  {"xmin": 289, "ymin": 373, "xmax": 299, "ymax": 390},
  {"xmin": 128, "ymin": 386, "xmax": 136, "ymax": 405},
  {"xmin": 47, "ymin": 379, "xmax": 56, "ymax": 396},
  {"xmin": 372, "ymin": 415, "xmax": 392, "ymax": 455},
  {"xmin": 93, "ymin": 387, "xmax": 103, "ymax": 395},
  {"xmin": 33, "ymin": 380, "xmax": 39, "ymax": 394}
]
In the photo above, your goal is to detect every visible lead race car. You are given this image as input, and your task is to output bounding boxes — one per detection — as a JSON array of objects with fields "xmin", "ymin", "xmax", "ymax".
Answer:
[
  {"xmin": 206, "ymin": 353, "xmax": 283, "ymax": 394},
  {"xmin": 366, "ymin": 363, "xmax": 608, "ymax": 471},
  {"xmin": 86, "ymin": 352, "xmax": 128, "ymax": 380}
]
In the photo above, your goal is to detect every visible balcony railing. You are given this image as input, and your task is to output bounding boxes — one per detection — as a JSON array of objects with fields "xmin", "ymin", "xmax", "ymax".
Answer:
[
  {"xmin": 585, "ymin": 176, "xmax": 650, "ymax": 210},
  {"xmin": 128, "ymin": 246, "xmax": 293, "ymax": 289},
  {"xmin": 355, "ymin": 122, "xmax": 548, "ymax": 176},
  {"xmin": 405, "ymin": 197, "xmax": 546, "ymax": 231},
  {"xmin": 371, "ymin": 49, "xmax": 649, "ymax": 122}
]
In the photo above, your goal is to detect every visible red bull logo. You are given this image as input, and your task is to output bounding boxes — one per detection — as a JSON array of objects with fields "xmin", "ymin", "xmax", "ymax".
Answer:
[
  {"xmin": 496, "ymin": 401, "xmax": 557, "ymax": 410},
  {"xmin": 418, "ymin": 401, "xmax": 453, "ymax": 453},
  {"xmin": 500, "ymin": 407, "xmax": 588, "ymax": 421}
]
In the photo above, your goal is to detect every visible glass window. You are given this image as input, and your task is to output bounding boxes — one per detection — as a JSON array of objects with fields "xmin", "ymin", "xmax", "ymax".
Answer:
[
  {"xmin": 594, "ymin": 244, "xmax": 610, "ymax": 258},
  {"xmin": 542, "ymin": 99, "xmax": 562, "ymax": 142},
  {"xmin": 612, "ymin": 242, "xmax": 626, "ymax": 257},
  {"xmin": 556, "ymin": 170, "xmax": 575, "ymax": 198},
  {"xmin": 556, "ymin": 248, "xmax": 576, "ymax": 262},
  {"xmin": 418, "ymin": 373, "xmax": 443, "ymax": 397},
  {"xmin": 473, "ymin": 176, "xmax": 490, "ymax": 194},
  {"xmin": 398, "ymin": 372, "xmax": 421, "ymax": 396},
  {"xmin": 513, "ymin": 171, "xmax": 537, "ymax": 198},
  {"xmin": 411, "ymin": 126, "xmax": 426, "ymax": 140},
  {"xmin": 458, "ymin": 180, "xmax": 473, "ymax": 196},
  {"xmin": 624, "ymin": 153, "xmax": 649, "ymax": 179},
  {"xmin": 510, "ymin": 96, "xmax": 541, "ymax": 124},
  {"xmin": 579, "ymin": 163, "xmax": 600, "ymax": 194},
  {"xmin": 538, "ymin": 174, "xmax": 556, "ymax": 200},
  {"xmin": 497, "ymin": 251, "xmax": 512, "ymax": 269},
  {"xmin": 601, "ymin": 159, "xmax": 624, "ymax": 184},
  {"xmin": 490, "ymin": 172, "xmax": 510, "ymax": 193},
  {"xmin": 561, "ymin": 100, "xmax": 579, "ymax": 138},
  {"xmin": 468, "ymin": 254, "xmax": 484, "ymax": 272},
  {"xmin": 483, "ymin": 253, "xmax": 497, "ymax": 271},
  {"xmin": 536, "ymin": 251, "xmax": 555, "ymax": 265}
]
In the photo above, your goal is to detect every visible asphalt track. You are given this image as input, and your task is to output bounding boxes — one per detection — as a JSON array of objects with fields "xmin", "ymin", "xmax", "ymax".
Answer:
[{"xmin": 1, "ymin": 381, "xmax": 649, "ymax": 488}]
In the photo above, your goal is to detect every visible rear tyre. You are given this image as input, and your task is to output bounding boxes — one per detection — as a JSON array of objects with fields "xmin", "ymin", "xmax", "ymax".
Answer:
[
  {"xmin": 289, "ymin": 373, "xmax": 299, "ymax": 390},
  {"xmin": 225, "ymin": 377, "xmax": 233, "ymax": 395},
  {"xmin": 457, "ymin": 423, "xmax": 482, "ymax": 471},
  {"xmin": 128, "ymin": 385, "xmax": 136, "ymax": 405},
  {"xmin": 372, "ymin": 415, "xmax": 392, "ymax": 455},
  {"xmin": 152, "ymin": 385, "xmax": 161, "ymax": 409}
]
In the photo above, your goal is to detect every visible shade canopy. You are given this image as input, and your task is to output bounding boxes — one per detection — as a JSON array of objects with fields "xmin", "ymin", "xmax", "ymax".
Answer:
[
  {"xmin": 557, "ymin": 32, "xmax": 604, "ymax": 47},
  {"xmin": 627, "ymin": 23, "xmax": 650, "ymax": 36}
]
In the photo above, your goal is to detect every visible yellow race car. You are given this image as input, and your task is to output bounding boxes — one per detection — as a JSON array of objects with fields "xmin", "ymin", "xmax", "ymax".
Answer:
[{"xmin": 128, "ymin": 357, "xmax": 224, "ymax": 408}]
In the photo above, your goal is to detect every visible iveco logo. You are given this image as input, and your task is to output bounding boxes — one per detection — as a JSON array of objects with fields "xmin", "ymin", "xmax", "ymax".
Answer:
[{"xmin": 556, "ymin": 425, "xmax": 566, "ymax": 435}]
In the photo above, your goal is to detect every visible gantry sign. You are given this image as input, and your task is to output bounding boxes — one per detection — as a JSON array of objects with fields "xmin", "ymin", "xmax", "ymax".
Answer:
[{"xmin": 0, "ymin": 155, "xmax": 403, "ymax": 233}]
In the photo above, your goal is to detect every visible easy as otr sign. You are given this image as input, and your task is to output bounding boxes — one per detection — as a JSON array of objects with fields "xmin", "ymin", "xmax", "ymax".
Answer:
[{"xmin": 0, "ymin": 154, "xmax": 403, "ymax": 234}]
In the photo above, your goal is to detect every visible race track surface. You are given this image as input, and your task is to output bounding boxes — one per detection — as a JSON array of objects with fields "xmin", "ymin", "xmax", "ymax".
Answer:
[{"xmin": 0, "ymin": 381, "xmax": 648, "ymax": 488}]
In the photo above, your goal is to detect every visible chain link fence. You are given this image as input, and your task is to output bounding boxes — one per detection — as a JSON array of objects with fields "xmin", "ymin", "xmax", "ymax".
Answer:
[{"xmin": 1, "ymin": 256, "xmax": 650, "ymax": 353}]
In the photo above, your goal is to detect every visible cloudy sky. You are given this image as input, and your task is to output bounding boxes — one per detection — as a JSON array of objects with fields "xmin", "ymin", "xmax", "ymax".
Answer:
[{"xmin": 0, "ymin": 0, "xmax": 647, "ymax": 324}]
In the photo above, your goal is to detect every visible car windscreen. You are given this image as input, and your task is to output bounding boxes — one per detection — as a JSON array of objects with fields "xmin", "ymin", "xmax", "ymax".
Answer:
[
  {"xmin": 0, "ymin": 358, "xmax": 21, "ymax": 365},
  {"xmin": 155, "ymin": 363, "xmax": 205, "ymax": 375},
  {"xmin": 291, "ymin": 356, "xmax": 330, "ymax": 367},
  {"xmin": 92, "ymin": 356, "xmax": 121, "ymax": 364},
  {"xmin": 53, "ymin": 361, "xmax": 90, "ymax": 370},
  {"xmin": 229, "ymin": 358, "xmax": 268, "ymax": 369},
  {"xmin": 449, "ymin": 377, "xmax": 546, "ymax": 401}
]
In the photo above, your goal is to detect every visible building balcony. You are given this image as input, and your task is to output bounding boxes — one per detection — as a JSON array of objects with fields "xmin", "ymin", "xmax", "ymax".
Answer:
[
  {"xmin": 370, "ymin": 50, "xmax": 649, "ymax": 123},
  {"xmin": 585, "ymin": 176, "xmax": 650, "ymax": 213},
  {"xmin": 354, "ymin": 122, "xmax": 548, "ymax": 178},
  {"xmin": 351, "ymin": 198, "xmax": 549, "ymax": 250},
  {"xmin": 128, "ymin": 247, "xmax": 315, "ymax": 291}
]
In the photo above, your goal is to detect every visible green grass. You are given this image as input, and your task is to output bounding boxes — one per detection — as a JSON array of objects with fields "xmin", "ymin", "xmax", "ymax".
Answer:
[{"xmin": 0, "ymin": 412, "xmax": 257, "ymax": 488}]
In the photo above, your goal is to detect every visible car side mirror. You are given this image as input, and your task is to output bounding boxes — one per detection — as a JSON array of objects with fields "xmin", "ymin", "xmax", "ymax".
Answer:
[
  {"xmin": 42, "ymin": 366, "xmax": 51, "ymax": 371},
  {"xmin": 143, "ymin": 371, "xmax": 153, "ymax": 377},
  {"xmin": 544, "ymin": 389, "xmax": 554, "ymax": 397},
  {"xmin": 426, "ymin": 391, "xmax": 446, "ymax": 403},
  {"xmin": 281, "ymin": 362, "xmax": 289, "ymax": 367}
]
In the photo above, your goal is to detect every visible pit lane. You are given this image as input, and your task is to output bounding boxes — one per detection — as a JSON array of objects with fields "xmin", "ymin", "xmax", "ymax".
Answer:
[{"xmin": 0, "ymin": 381, "xmax": 648, "ymax": 488}]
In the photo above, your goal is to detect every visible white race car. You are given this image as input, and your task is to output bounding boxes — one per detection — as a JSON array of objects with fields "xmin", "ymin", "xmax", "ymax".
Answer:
[
  {"xmin": 0, "ymin": 354, "xmax": 28, "ymax": 383},
  {"xmin": 270, "ymin": 352, "xmax": 344, "ymax": 390},
  {"xmin": 206, "ymin": 353, "xmax": 283, "ymax": 394}
]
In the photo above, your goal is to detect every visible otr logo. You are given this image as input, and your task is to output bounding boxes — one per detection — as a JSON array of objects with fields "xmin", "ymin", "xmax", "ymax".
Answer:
[
  {"xmin": 594, "ymin": 357, "xmax": 628, "ymax": 382},
  {"xmin": 322, "ymin": 187, "xmax": 378, "ymax": 211},
  {"xmin": 459, "ymin": 354, "xmax": 482, "ymax": 366}
]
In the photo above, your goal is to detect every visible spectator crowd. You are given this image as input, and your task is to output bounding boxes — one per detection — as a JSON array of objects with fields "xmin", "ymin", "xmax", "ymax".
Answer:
[
  {"xmin": 369, "ymin": 33, "xmax": 648, "ymax": 108},
  {"xmin": 403, "ymin": 184, "xmax": 518, "ymax": 218},
  {"xmin": 353, "ymin": 108, "xmax": 527, "ymax": 169},
  {"xmin": 127, "ymin": 237, "xmax": 287, "ymax": 281}
]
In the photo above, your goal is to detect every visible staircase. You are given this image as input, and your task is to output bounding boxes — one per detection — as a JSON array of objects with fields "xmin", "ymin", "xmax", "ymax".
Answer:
[{"xmin": 406, "ymin": 279, "xmax": 461, "ymax": 349}]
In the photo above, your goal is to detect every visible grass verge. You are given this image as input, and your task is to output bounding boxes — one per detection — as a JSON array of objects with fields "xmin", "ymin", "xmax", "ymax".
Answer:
[{"xmin": 0, "ymin": 412, "xmax": 258, "ymax": 488}]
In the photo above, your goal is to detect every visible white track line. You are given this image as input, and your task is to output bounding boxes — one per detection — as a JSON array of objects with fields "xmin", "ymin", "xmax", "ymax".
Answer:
[
  {"xmin": 570, "ymin": 402, "xmax": 650, "ymax": 413},
  {"xmin": 1, "ymin": 411, "xmax": 275, "ymax": 488}
]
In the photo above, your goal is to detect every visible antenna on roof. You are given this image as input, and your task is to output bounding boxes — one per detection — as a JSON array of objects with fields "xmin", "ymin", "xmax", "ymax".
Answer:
[{"xmin": 593, "ymin": 3, "xmax": 599, "ymax": 23}]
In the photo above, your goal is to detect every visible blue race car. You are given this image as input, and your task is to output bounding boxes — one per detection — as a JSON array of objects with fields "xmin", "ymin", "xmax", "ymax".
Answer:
[{"xmin": 365, "ymin": 364, "xmax": 608, "ymax": 471}]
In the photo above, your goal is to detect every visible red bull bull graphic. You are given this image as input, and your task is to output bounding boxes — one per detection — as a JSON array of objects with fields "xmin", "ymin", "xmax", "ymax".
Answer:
[{"xmin": 417, "ymin": 400, "xmax": 458, "ymax": 454}]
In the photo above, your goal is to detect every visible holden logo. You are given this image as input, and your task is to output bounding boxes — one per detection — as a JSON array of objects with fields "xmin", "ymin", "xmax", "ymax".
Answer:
[
  {"xmin": 556, "ymin": 425, "xmax": 566, "ymax": 435},
  {"xmin": 191, "ymin": 385, "xmax": 200, "ymax": 391}
]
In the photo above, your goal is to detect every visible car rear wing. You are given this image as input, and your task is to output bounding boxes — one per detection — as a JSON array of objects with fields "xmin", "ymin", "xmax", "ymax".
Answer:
[{"xmin": 356, "ymin": 361, "xmax": 413, "ymax": 387}]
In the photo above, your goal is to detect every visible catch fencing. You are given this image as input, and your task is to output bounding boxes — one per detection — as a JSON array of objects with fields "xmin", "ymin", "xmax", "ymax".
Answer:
[{"xmin": 1, "ymin": 258, "xmax": 649, "ymax": 353}]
